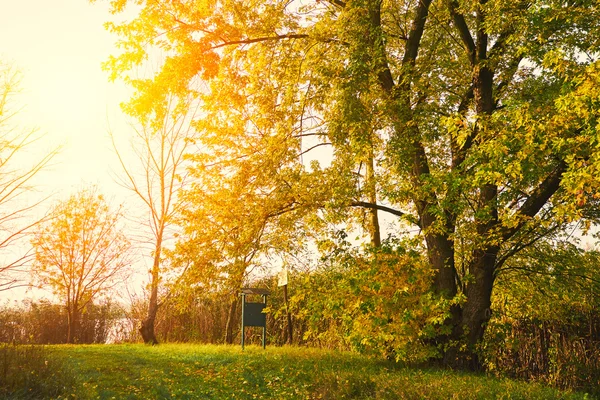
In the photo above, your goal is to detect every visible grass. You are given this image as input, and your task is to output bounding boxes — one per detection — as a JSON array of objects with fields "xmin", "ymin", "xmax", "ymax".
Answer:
[
  {"xmin": 2, "ymin": 344, "xmax": 595, "ymax": 399},
  {"xmin": 0, "ymin": 343, "xmax": 76, "ymax": 399}
]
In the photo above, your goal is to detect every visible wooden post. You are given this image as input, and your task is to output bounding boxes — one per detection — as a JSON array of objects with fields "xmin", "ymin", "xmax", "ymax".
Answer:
[
  {"xmin": 282, "ymin": 284, "xmax": 293, "ymax": 344},
  {"xmin": 262, "ymin": 294, "xmax": 267, "ymax": 349},
  {"xmin": 278, "ymin": 267, "xmax": 293, "ymax": 344},
  {"xmin": 240, "ymin": 292, "xmax": 246, "ymax": 350}
]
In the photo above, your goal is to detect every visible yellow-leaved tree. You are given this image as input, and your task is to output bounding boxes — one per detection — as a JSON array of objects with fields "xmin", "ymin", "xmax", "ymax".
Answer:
[
  {"xmin": 111, "ymin": 92, "xmax": 199, "ymax": 345},
  {"xmin": 31, "ymin": 187, "xmax": 132, "ymax": 343}
]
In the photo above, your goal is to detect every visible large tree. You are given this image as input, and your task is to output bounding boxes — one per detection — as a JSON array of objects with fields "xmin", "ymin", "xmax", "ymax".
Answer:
[
  {"xmin": 0, "ymin": 61, "xmax": 58, "ymax": 291},
  {"xmin": 170, "ymin": 81, "xmax": 312, "ymax": 342},
  {"xmin": 112, "ymin": 92, "xmax": 198, "ymax": 344},
  {"xmin": 103, "ymin": 0, "xmax": 600, "ymax": 367},
  {"xmin": 31, "ymin": 187, "xmax": 132, "ymax": 343}
]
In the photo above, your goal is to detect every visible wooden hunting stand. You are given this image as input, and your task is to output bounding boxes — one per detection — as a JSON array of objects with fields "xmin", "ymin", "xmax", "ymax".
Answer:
[{"xmin": 239, "ymin": 288, "xmax": 270, "ymax": 349}]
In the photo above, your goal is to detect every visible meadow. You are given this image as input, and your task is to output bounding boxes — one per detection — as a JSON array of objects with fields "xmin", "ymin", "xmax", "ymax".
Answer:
[{"xmin": 1, "ymin": 343, "xmax": 593, "ymax": 399}]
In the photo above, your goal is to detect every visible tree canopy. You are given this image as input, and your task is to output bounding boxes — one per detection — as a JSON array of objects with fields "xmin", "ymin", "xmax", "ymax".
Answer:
[
  {"xmin": 31, "ymin": 187, "xmax": 132, "ymax": 343},
  {"xmin": 103, "ymin": 0, "xmax": 600, "ymax": 368}
]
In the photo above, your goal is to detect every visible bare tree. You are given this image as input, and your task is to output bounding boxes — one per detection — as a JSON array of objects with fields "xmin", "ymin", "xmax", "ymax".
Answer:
[
  {"xmin": 0, "ymin": 61, "xmax": 58, "ymax": 291},
  {"xmin": 111, "ymin": 93, "xmax": 198, "ymax": 344},
  {"xmin": 31, "ymin": 186, "xmax": 132, "ymax": 343}
]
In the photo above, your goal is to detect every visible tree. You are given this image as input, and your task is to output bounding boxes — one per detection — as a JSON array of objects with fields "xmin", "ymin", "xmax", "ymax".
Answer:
[
  {"xmin": 31, "ymin": 187, "xmax": 132, "ymax": 343},
  {"xmin": 0, "ymin": 61, "xmax": 58, "ymax": 291},
  {"xmin": 172, "ymin": 119, "xmax": 310, "ymax": 343},
  {"xmin": 104, "ymin": 0, "xmax": 600, "ymax": 368},
  {"xmin": 111, "ymin": 92, "xmax": 198, "ymax": 345}
]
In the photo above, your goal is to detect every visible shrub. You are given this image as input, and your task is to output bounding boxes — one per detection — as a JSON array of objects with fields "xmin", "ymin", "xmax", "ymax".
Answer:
[{"xmin": 281, "ymin": 237, "xmax": 458, "ymax": 362}]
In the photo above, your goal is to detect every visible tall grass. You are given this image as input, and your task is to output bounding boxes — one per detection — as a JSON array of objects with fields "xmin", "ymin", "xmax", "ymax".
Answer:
[
  {"xmin": 0, "ymin": 343, "xmax": 75, "ymax": 399},
  {"xmin": 486, "ymin": 317, "xmax": 600, "ymax": 394}
]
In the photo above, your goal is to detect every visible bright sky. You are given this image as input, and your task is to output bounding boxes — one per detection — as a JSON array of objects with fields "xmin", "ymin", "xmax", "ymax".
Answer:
[
  {"xmin": 0, "ymin": 0, "xmax": 143, "ymax": 300},
  {"xmin": 0, "ymin": 0, "xmax": 130, "ymax": 194}
]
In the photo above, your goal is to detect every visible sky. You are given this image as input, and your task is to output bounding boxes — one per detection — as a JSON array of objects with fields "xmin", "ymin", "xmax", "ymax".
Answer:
[
  {"xmin": 0, "ymin": 0, "xmax": 140, "ymax": 300},
  {"xmin": 0, "ymin": 0, "xmax": 130, "ymax": 194},
  {"xmin": 0, "ymin": 0, "xmax": 325, "ymax": 302}
]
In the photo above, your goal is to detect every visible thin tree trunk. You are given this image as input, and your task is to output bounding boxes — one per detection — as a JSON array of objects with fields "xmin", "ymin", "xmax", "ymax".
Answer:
[
  {"xmin": 366, "ymin": 152, "xmax": 381, "ymax": 248},
  {"xmin": 282, "ymin": 284, "xmax": 293, "ymax": 344},
  {"xmin": 67, "ymin": 307, "xmax": 80, "ymax": 344},
  {"xmin": 140, "ymin": 247, "xmax": 161, "ymax": 345},
  {"xmin": 67, "ymin": 309, "xmax": 73, "ymax": 344},
  {"xmin": 224, "ymin": 296, "xmax": 237, "ymax": 344}
]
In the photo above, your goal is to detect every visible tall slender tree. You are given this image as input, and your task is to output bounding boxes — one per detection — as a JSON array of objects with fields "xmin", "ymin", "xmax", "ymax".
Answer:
[
  {"xmin": 112, "ymin": 92, "xmax": 198, "ymax": 344},
  {"xmin": 172, "ymin": 100, "xmax": 311, "ymax": 343}
]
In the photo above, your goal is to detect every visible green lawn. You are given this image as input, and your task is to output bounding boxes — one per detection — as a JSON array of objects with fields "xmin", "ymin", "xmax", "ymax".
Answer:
[{"xmin": 5, "ymin": 344, "xmax": 594, "ymax": 399}]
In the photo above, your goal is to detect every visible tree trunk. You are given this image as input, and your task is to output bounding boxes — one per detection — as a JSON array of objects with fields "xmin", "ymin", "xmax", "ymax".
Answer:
[
  {"xmin": 224, "ymin": 296, "xmax": 238, "ymax": 344},
  {"xmin": 422, "ymin": 212, "xmax": 457, "ymax": 298},
  {"xmin": 443, "ymin": 13, "xmax": 497, "ymax": 368},
  {"xmin": 366, "ymin": 152, "xmax": 381, "ymax": 248},
  {"xmin": 445, "ymin": 181, "xmax": 498, "ymax": 369},
  {"xmin": 140, "ymin": 248, "xmax": 161, "ymax": 345},
  {"xmin": 445, "ymin": 247, "xmax": 497, "ymax": 369},
  {"xmin": 282, "ymin": 284, "xmax": 293, "ymax": 344},
  {"xmin": 139, "ymin": 314, "xmax": 158, "ymax": 345},
  {"xmin": 424, "ymin": 228, "xmax": 462, "ymax": 363},
  {"xmin": 67, "ymin": 307, "xmax": 80, "ymax": 344}
]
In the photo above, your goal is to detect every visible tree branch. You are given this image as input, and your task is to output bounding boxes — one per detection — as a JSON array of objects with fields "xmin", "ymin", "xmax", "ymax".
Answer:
[
  {"xmin": 402, "ymin": 0, "xmax": 434, "ymax": 65},
  {"xmin": 495, "ymin": 220, "xmax": 560, "ymax": 274},
  {"xmin": 350, "ymin": 201, "xmax": 415, "ymax": 221},
  {"xmin": 299, "ymin": 142, "xmax": 332, "ymax": 157},
  {"xmin": 207, "ymin": 33, "xmax": 346, "ymax": 51},
  {"xmin": 447, "ymin": 0, "xmax": 476, "ymax": 64},
  {"xmin": 327, "ymin": 0, "xmax": 346, "ymax": 7},
  {"xmin": 451, "ymin": 85, "xmax": 475, "ymax": 168},
  {"xmin": 502, "ymin": 160, "xmax": 567, "ymax": 241}
]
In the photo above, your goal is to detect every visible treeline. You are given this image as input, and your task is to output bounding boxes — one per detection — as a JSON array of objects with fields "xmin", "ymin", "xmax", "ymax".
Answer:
[
  {"xmin": 0, "ymin": 300, "xmax": 122, "ymax": 344},
  {"xmin": 133, "ymin": 265, "xmax": 600, "ymax": 394},
  {"xmin": 1, "ymin": 261, "xmax": 598, "ymax": 395}
]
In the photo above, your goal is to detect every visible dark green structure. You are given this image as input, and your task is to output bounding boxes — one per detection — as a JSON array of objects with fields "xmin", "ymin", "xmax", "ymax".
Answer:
[{"xmin": 240, "ymin": 288, "xmax": 270, "ymax": 349}]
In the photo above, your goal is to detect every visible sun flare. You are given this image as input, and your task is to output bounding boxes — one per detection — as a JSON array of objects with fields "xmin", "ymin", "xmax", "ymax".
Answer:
[{"xmin": 0, "ymin": 0, "xmax": 130, "ymax": 193}]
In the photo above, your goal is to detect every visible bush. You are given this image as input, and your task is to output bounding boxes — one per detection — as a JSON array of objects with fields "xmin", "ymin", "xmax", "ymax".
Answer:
[{"xmin": 276, "ymin": 237, "xmax": 458, "ymax": 362}]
